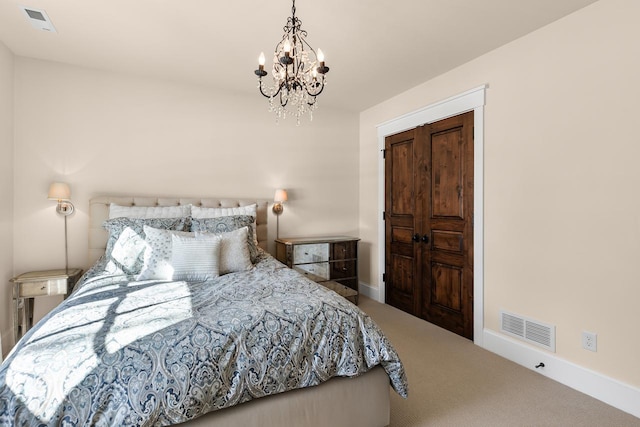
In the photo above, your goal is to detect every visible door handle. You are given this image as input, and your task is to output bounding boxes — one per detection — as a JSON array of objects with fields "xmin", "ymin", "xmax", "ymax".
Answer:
[
  {"xmin": 412, "ymin": 233, "xmax": 420, "ymax": 242},
  {"xmin": 422, "ymin": 234, "xmax": 429, "ymax": 244}
]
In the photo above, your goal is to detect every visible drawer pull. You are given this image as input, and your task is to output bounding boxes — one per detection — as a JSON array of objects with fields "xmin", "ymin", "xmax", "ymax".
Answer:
[{"xmin": 40, "ymin": 286, "xmax": 46, "ymax": 290}]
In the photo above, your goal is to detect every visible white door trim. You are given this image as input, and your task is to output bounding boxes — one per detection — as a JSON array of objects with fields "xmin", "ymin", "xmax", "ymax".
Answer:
[{"xmin": 376, "ymin": 85, "xmax": 487, "ymax": 346}]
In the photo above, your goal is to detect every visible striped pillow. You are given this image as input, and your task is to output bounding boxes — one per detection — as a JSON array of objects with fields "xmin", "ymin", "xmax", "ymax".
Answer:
[{"xmin": 171, "ymin": 234, "xmax": 221, "ymax": 281}]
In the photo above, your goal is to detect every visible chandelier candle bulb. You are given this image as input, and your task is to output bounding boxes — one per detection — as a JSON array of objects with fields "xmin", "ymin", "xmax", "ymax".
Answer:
[{"xmin": 255, "ymin": 52, "xmax": 268, "ymax": 77}]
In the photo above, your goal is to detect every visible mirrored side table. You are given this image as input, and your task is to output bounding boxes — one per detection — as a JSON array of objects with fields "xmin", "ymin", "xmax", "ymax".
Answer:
[{"xmin": 10, "ymin": 268, "xmax": 83, "ymax": 343}]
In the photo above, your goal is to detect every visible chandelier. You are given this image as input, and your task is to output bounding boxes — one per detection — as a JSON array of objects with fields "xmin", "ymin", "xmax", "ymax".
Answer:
[{"xmin": 254, "ymin": 0, "xmax": 330, "ymax": 124}]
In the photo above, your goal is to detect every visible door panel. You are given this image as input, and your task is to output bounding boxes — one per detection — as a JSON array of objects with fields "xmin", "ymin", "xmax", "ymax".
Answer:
[
  {"xmin": 391, "ymin": 255, "xmax": 414, "ymax": 295},
  {"xmin": 385, "ymin": 111, "xmax": 474, "ymax": 339},
  {"xmin": 431, "ymin": 263, "xmax": 463, "ymax": 312},
  {"xmin": 385, "ymin": 130, "xmax": 419, "ymax": 315},
  {"xmin": 431, "ymin": 231, "xmax": 464, "ymax": 253},
  {"xmin": 390, "ymin": 141, "xmax": 414, "ymax": 215},
  {"xmin": 431, "ymin": 129, "xmax": 464, "ymax": 218}
]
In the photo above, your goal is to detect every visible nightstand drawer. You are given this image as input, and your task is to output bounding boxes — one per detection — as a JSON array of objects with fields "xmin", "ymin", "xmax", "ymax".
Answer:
[
  {"xmin": 330, "ymin": 260, "xmax": 357, "ymax": 280},
  {"xmin": 320, "ymin": 280, "xmax": 358, "ymax": 304},
  {"xmin": 331, "ymin": 241, "xmax": 356, "ymax": 260},
  {"xmin": 296, "ymin": 262, "xmax": 330, "ymax": 280},
  {"xmin": 334, "ymin": 278, "xmax": 358, "ymax": 291},
  {"xmin": 293, "ymin": 243, "xmax": 330, "ymax": 264},
  {"xmin": 18, "ymin": 278, "xmax": 68, "ymax": 298}
]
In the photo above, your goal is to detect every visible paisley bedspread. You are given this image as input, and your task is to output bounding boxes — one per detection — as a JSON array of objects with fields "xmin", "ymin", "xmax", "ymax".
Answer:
[{"xmin": 0, "ymin": 252, "xmax": 407, "ymax": 426}]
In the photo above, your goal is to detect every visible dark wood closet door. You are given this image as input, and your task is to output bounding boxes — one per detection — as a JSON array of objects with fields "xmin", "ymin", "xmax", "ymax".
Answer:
[{"xmin": 385, "ymin": 111, "xmax": 474, "ymax": 339}]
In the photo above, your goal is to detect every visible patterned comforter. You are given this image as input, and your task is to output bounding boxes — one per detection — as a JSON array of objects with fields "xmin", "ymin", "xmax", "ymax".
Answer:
[{"xmin": 0, "ymin": 252, "xmax": 407, "ymax": 426}]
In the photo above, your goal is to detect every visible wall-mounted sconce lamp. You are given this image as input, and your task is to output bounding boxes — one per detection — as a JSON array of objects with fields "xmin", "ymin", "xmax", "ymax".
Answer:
[
  {"xmin": 273, "ymin": 189, "xmax": 288, "ymax": 238},
  {"xmin": 48, "ymin": 182, "xmax": 74, "ymax": 273},
  {"xmin": 273, "ymin": 189, "xmax": 288, "ymax": 214}
]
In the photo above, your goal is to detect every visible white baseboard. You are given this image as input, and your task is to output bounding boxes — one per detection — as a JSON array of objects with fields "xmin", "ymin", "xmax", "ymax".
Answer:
[
  {"xmin": 483, "ymin": 329, "xmax": 640, "ymax": 419},
  {"xmin": 359, "ymin": 282, "xmax": 381, "ymax": 301}
]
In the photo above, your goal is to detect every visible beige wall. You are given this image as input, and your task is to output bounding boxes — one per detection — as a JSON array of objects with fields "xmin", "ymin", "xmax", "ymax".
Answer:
[
  {"xmin": 360, "ymin": 0, "xmax": 640, "ymax": 387},
  {"xmin": 12, "ymin": 57, "xmax": 359, "ymax": 322},
  {"xmin": 0, "ymin": 41, "xmax": 14, "ymax": 357}
]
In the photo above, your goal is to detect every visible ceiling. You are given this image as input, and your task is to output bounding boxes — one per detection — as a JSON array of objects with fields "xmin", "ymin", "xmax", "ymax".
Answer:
[{"xmin": 0, "ymin": 0, "xmax": 599, "ymax": 112}]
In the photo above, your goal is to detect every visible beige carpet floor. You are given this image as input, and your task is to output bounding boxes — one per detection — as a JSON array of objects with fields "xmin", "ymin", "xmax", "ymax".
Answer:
[{"xmin": 358, "ymin": 296, "xmax": 640, "ymax": 427}]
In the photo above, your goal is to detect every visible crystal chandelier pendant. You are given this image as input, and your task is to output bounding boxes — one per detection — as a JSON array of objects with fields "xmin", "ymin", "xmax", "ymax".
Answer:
[{"xmin": 254, "ymin": 0, "xmax": 329, "ymax": 124}]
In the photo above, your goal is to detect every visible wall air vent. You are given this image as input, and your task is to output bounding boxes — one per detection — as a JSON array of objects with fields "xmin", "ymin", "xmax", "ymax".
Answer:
[
  {"xmin": 501, "ymin": 310, "xmax": 556, "ymax": 352},
  {"xmin": 20, "ymin": 6, "xmax": 57, "ymax": 33}
]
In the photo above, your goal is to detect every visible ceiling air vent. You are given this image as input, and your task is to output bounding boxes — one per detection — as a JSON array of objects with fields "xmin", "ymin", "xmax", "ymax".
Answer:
[
  {"xmin": 20, "ymin": 6, "xmax": 57, "ymax": 33},
  {"xmin": 501, "ymin": 310, "xmax": 556, "ymax": 352}
]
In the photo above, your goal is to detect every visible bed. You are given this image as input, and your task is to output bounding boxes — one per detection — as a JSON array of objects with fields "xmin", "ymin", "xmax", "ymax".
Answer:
[{"xmin": 0, "ymin": 196, "xmax": 407, "ymax": 426}]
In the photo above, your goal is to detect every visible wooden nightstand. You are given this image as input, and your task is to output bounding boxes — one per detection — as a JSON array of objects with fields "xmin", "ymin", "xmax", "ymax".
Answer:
[{"xmin": 10, "ymin": 268, "xmax": 83, "ymax": 343}]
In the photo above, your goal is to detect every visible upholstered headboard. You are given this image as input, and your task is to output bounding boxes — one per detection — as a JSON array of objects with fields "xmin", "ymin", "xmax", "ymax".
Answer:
[{"xmin": 89, "ymin": 196, "xmax": 269, "ymax": 265}]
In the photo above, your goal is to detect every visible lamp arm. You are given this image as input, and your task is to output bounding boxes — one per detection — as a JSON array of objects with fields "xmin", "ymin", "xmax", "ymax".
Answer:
[
  {"xmin": 64, "ymin": 215, "xmax": 69, "ymax": 274},
  {"xmin": 56, "ymin": 201, "xmax": 75, "ymax": 216},
  {"xmin": 272, "ymin": 202, "xmax": 284, "ymax": 215}
]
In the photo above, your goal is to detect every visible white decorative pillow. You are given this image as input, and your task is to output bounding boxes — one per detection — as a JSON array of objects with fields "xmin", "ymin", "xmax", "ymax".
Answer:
[
  {"xmin": 102, "ymin": 217, "xmax": 189, "ymax": 276},
  {"xmin": 191, "ymin": 204, "xmax": 257, "ymax": 219},
  {"xmin": 192, "ymin": 204, "xmax": 258, "ymax": 245},
  {"xmin": 137, "ymin": 226, "xmax": 193, "ymax": 280},
  {"xmin": 109, "ymin": 203, "xmax": 191, "ymax": 219},
  {"xmin": 171, "ymin": 234, "xmax": 221, "ymax": 281},
  {"xmin": 214, "ymin": 227, "xmax": 253, "ymax": 275}
]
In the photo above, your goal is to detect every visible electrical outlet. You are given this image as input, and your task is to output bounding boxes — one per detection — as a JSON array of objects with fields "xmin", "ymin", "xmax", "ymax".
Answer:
[{"xmin": 582, "ymin": 331, "xmax": 597, "ymax": 352}]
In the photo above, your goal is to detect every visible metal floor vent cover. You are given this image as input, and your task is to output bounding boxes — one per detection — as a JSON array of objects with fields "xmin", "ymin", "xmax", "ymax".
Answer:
[{"xmin": 501, "ymin": 310, "xmax": 556, "ymax": 352}]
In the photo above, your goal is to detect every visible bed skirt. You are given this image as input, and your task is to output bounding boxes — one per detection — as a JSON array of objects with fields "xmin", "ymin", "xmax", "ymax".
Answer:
[{"xmin": 179, "ymin": 366, "xmax": 390, "ymax": 427}]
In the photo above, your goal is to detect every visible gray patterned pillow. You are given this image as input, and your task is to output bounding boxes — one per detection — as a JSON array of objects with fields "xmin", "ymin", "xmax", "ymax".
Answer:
[
  {"xmin": 138, "ymin": 226, "xmax": 193, "ymax": 280},
  {"xmin": 216, "ymin": 226, "xmax": 253, "ymax": 275},
  {"xmin": 102, "ymin": 217, "xmax": 188, "ymax": 275},
  {"xmin": 190, "ymin": 215, "xmax": 258, "ymax": 262}
]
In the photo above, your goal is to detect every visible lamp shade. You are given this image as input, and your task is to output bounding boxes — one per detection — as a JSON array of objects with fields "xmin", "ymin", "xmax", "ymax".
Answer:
[
  {"xmin": 274, "ymin": 189, "xmax": 288, "ymax": 203},
  {"xmin": 48, "ymin": 182, "xmax": 71, "ymax": 201}
]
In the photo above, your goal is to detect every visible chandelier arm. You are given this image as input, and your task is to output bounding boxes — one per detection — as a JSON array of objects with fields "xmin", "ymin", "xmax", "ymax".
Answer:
[
  {"xmin": 279, "ymin": 88, "xmax": 289, "ymax": 108},
  {"xmin": 299, "ymin": 35, "xmax": 329, "ymax": 75},
  {"xmin": 306, "ymin": 96, "xmax": 317, "ymax": 107},
  {"xmin": 304, "ymin": 79, "xmax": 326, "ymax": 98},
  {"xmin": 299, "ymin": 36, "xmax": 316, "ymax": 57},
  {"xmin": 277, "ymin": 33, "xmax": 288, "ymax": 53},
  {"xmin": 258, "ymin": 79, "xmax": 283, "ymax": 99}
]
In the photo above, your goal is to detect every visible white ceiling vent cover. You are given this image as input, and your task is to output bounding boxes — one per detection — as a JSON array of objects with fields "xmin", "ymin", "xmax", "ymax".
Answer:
[
  {"xmin": 501, "ymin": 310, "xmax": 556, "ymax": 352},
  {"xmin": 20, "ymin": 6, "xmax": 57, "ymax": 33}
]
